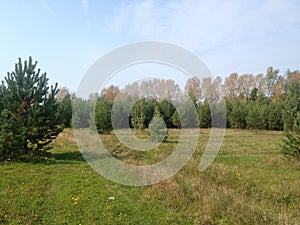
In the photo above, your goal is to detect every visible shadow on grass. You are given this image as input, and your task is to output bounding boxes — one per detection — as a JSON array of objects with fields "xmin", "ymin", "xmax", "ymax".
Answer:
[
  {"xmin": 53, "ymin": 151, "xmax": 85, "ymax": 162},
  {"xmin": 165, "ymin": 139, "xmax": 179, "ymax": 144},
  {"xmin": 3, "ymin": 151, "xmax": 114, "ymax": 165},
  {"xmin": 0, "ymin": 151, "xmax": 86, "ymax": 165},
  {"xmin": 1, "ymin": 150, "xmax": 124, "ymax": 166}
]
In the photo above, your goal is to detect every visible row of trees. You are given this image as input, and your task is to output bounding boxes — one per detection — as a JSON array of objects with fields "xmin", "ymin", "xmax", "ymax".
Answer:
[
  {"xmin": 93, "ymin": 67, "xmax": 300, "ymax": 104},
  {"xmin": 72, "ymin": 92, "xmax": 298, "ymax": 132},
  {"xmin": 72, "ymin": 68, "xmax": 300, "ymax": 132},
  {"xmin": 185, "ymin": 67, "xmax": 299, "ymax": 103}
]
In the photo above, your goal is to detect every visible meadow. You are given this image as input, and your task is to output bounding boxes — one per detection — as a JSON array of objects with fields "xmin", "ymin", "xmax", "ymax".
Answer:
[{"xmin": 0, "ymin": 129, "xmax": 299, "ymax": 224}]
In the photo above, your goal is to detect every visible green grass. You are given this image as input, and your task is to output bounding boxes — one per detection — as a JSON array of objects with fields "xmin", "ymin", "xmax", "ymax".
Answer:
[{"xmin": 1, "ymin": 129, "xmax": 300, "ymax": 224}]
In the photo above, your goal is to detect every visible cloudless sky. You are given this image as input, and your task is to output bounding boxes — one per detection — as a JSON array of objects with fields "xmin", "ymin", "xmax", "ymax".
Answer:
[{"xmin": 1, "ymin": 0, "xmax": 299, "ymax": 92}]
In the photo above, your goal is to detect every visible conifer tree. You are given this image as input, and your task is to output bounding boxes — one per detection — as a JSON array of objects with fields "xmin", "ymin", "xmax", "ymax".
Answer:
[
  {"xmin": 149, "ymin": 106, "xmax": 168, "ymax": 142},
  {"xmin": 245, "ymin": 102, "xmax": 267, "ymax": 129},
  {"xmin": 267, "ymin": 103, "xmax": 283, "ymax": 130},
  {"xmin": 58, "ymin": 91, "xmax": 72, "ymax": 128},
  {"xmin": 198, "ymin": 102, "xmax": 211, "ymax": 128},
  {"xmin": 130, "ymin": 101, "xmax": 145, "ymax": 133},
  {"xmin": 228, "ymin": 101, "xmax": 246, "ymax": 129},
  {"xmin": 282, "ymin": 81, "xmax": 300, "ymax": 132},
  {"xmin": 171, "ymin": 110, "xmax": 180, "ymax": 128},
  {"xmin": 72, "ymin": 97, "xmax": 94, "ymax": 128},
  {"xmin": 0, "ymin": 57, "xmax": 62, "ymax": 158},
  {"xmin": 0, "ymin": 109, "xmax": 26, "ymax": 159},
  {"xmin": 158, "ymin": 99, "xmax": 176, "ymax": 128},
  {"xmin": 94, "ymin": 98, "xmax": 113, "ymax": 134},
  {"xmin": 281, "ymin": 113, "xmax": 300, "ymax": 160}
]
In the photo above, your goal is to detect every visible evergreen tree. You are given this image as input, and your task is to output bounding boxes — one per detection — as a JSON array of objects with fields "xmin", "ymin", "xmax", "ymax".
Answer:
[
  {"xmin": 58, "ymin": 93, "xmax": 72, "ymax": 128},
  {"xmin": 72, "ymin": 97, "xmax": 94, "ymax": 128},
  {"xmin": 198, "ymin": 102, "xmax": 211, "ymax": 128},
  {"xmin": 250, "ymin": 87, "xmax": 258, "ymax": 102},
  {"xmin": 175, "ymin": 100, "xmax": 199, "ymax": 128},
  {"xmin": 0, "ymin": 57, "xmax": 62, "ymax": 158},
  {"xmin": 282, "ymin": 81, "xmax": 300, "ymax": 132},
  {"xmin": 148, "ymin": 106, "xmax": 168, "ymax": 142},
  {"xmin": 130, "ymin": 100, "xmax": 146, "ymax": 133},
  {"xmin": 225, "ymin": 101, "xmax": 232, "ymax": 128},
  {"xmin": 245, "ymin": 102, "xmax": 267, "ymax": 129},
  {"xmin": 111, "ymin": 100, "xmax": 130, "ymax": 129},
  {"xmin": 210, "ymin": 102, "xmax": 226, "ymax": 128},
  {"xmin": 0, "ymin": 109, "xmax": 26, "ymax": 160},
  {"xmin": 267, "ymin": 103, "xmax": 283, "ymax": 130},
  {"xmin": 94, "ymin": 98, "xmax": 113, "ymax": 134},
  {"xmin": 228, "ymin": 101, "xmax": 247, "ymax": 129},
  {"xmin": 158, "ymin": 99, "xmax": 176, "ymax": 128},
  {"xmin": 171, "ymin": 110, "xmax": 180, "ymax": 128},
  {"xmin": 143, "ymin": 98, "xmax": 157, "ymax": 127},
  {"xmin": 281, "ymin": 113, "xmax": 300, "ymax": 160}
]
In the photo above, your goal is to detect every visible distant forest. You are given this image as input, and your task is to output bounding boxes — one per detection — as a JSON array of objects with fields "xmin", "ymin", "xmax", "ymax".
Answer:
[{"xmin": 66, "ymin": 66, "xmax": 300, "ymax": 132}]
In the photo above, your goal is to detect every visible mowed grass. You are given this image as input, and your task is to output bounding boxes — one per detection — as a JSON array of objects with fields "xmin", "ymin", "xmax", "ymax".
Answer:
[{"xmin": 0, "ymin": 129, "xmax": 300, "ymax": 224}]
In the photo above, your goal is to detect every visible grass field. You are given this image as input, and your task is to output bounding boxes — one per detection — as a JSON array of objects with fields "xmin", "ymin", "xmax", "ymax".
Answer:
[{"xmin": 1, "ymin": 129, "xmax": 299, "ymax": 224}]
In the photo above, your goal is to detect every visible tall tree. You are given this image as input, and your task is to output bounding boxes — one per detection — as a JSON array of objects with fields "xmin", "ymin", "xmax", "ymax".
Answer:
[
  {"xmin": 100, "ymin": 85, "xmax": 120, "ymax": 101},
  {"xmin": 265, "ymin": 67, "xmax": 280, "ymax": 98},
  {"xmin": 271, "ymin": 76, "xmax": 285, "ymax": 102},
  {"xmin": 56, "ymin": 86, "xmax": 69, "ymax": 101},
  {"xmin": 222, "ymin": 73, "xmax": 239, "ymax": 102},
  {"xmin": 201, "ymin": 77, "xmax": 214, "ymax": 102},
  {"xmin": 255, "ymin": 73, "xmax": 266, "ymax": 96},
  {"xmin": 212, "ymin": 76, "xmax": 222, "ymax": 102},
  {"xmin": 237, "ymin": 74, "xmax": 255, "ymax": 101},
  {"xmin": 185, "ymin": 76, "xmax": 202, "ymax": 102}
]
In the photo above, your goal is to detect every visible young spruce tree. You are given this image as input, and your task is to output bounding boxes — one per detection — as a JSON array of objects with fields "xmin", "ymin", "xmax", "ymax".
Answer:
[{"xmin": 148, "ymin": 106, "xmax": 168, "ymax": 142}]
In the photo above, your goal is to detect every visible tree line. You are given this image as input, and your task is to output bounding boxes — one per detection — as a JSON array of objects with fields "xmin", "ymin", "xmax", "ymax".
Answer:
[{"xmin": 71, "ymin": 67, "xmax": 300, "ymax": 132}]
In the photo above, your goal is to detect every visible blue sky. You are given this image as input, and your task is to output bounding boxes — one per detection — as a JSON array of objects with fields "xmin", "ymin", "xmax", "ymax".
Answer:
[{"xmin": 1, "ymin": 0, "xmax": 300, "ymax": 92}]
